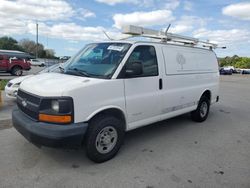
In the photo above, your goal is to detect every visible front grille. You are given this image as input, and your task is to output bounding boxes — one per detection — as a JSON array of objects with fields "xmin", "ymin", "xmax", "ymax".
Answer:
[
  {"xmin": 17, "ymin": 90, "xmax": 41, "ymax": 120},
  {"xmin": 18, "ymin": 90, "xmax": 41, "ymax": 104}
]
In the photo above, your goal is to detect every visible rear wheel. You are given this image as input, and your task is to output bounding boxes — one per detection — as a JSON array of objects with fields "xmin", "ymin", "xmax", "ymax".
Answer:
[
  {"xmin": 85, "ymin": 115, "xmax": 125, "ymax": 163},
  {"xmin": 11, "ymin": 66, "xmax": 23, "ymax": 76},
  {"xmin": 191, "ymin": 96, "xmax": 210, "ymax": 122}
]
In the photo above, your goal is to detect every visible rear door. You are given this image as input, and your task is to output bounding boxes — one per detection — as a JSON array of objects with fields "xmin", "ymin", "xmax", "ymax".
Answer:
[{"xmin": 122, "ymin": 45, "xmax": 162, "ymax": 129}]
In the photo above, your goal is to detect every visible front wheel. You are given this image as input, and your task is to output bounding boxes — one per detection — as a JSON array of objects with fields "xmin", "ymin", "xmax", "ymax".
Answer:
[
  {"xmin": 85, "ymin": 115, "xmax": 125, "ymax": 163},
  {"xmin": 191, "ymin": 96, "xmax": 210, "ymax": 122},
  {"xmin": 11, "ymin": 66, "xmax": 23, "ymax": 76}
]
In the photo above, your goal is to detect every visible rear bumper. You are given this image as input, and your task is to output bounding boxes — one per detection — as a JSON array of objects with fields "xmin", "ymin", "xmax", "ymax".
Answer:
[{"xmin": 12, "ymin": 108, "xmax": 88, "ymax": 148}]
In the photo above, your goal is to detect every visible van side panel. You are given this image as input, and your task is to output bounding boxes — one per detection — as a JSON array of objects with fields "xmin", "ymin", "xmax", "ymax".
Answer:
[
  {"xmin": 162, "ymin": 46, "xmax": 218, "ymax": 74},
  {"xmin": 161, "ymin": 45, "xmax": 219, "ymax": 116}
]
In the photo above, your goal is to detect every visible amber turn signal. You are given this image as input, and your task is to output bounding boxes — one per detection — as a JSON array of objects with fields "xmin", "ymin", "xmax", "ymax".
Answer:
[{"xmin": 39, "ymin": 114, "xmax": 72, "ymax": 124}]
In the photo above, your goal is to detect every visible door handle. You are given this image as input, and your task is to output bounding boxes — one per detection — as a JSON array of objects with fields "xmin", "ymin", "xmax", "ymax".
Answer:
[{"xmin": 159, "ymin": 78, "xmax": 163, "ymax": 90}]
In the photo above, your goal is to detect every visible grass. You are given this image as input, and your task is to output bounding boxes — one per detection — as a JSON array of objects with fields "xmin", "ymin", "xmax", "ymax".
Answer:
[{"xmin": 0, "ymin": 79, "xmax": 8, "ymax": 90}]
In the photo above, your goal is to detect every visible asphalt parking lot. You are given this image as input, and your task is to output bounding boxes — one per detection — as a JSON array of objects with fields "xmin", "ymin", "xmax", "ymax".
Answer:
[{"xmin": 0, "ymin": 75, "xmax": 249, "ymax": 188}]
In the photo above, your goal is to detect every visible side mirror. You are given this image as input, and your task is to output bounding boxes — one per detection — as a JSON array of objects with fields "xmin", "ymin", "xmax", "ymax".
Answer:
[{"xmin": 125, "ymin": 61, "xmax": 143, "ymax": 77}]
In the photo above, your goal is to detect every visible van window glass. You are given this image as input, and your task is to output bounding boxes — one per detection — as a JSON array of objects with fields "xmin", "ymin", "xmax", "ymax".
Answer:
[
  {"xmin": 0, "ymin": 55, "xmax": 3, "ymax": 60},
  {"xmin": 65, "ymin": 43, "xmax": 131, "ymax": 79},
  {"xmin": 126, "ymin": 45, "xmax": 158, "ymax": 77}
]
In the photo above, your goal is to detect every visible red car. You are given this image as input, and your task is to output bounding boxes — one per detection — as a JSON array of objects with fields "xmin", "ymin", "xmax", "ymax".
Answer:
[{"xmin": 0, "ymin": 50, "xmax": 32, "ymax": 76}]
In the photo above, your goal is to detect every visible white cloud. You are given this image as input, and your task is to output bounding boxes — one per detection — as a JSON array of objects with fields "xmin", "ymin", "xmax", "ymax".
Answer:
[
  {"xmin": 95, "ymin": 0, "xmax": 136, "ymax": 6},
  {"xmin": 193, "ymin": 28, "xmax": 250, "ymax": 45},
  {"xmin": 76, "ymin": 8, "xmax": 96, "ymax": 21},
  {"xmin": 183, "ymin": 1, "xmax": 193, "ymax": 11},
  {"xmin": 222, "ymin": 2, "xmax": 250, "ymax": 20},
  {"xmin": 113, "ymin": 10, "xmax": 175, "ymax": 29},
  {"xmin": 164, "ymin": 0, "xmax": 180, "ymax": 10},
  {"xmin": 0, "ymin": 17, "xmax": 27, "ymax": 35},
  {"xmin": 0, "ymin": 0, "xmax": 97, "ymax": 38},
  {"xmin": 25, "ymin": 22, "xmax": 125, "ymax": 42},
  {"xmin": 0, "ymin": 0, "xmax": 74, "ymax": 21},
  {"xmin": 27, "ymin": 22, "xmax": 105, "ymax": 41},
  {"xmin": 170, "ymin": 25, "xmax": 192, "ymax": 33},
  {"xmin": 169, "ymin": 16, "xmax": 208, "ymax": 34},
  {"xmin": 96, "ymin": 0, "xmax": 179, "ymax": 9}
]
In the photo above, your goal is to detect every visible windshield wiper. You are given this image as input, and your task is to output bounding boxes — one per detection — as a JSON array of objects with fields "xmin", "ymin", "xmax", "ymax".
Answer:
[{"xmin": 67, "ymin": 68, "xmax": 90, "ymax": 77}]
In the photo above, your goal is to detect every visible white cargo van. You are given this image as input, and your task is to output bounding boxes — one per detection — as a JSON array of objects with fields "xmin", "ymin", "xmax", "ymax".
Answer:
[{"xmin": 12, "ymin": 26, "xmax": 219, "ymax": 163}]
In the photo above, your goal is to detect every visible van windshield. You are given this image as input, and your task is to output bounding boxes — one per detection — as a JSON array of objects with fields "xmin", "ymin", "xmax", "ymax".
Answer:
[{"xmin": 64, "ymin": 43, "xmax": 131, "ymax": 79}]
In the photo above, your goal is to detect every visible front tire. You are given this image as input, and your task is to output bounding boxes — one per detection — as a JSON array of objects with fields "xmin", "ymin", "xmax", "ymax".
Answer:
[
  {"xmin": 191, "ymin": 96, "xmax": 210, "ymax": 122},
  {"xmin": 86, "ymin": 115, "xmax": 125, "ymax": 163},
  {"xmin": 11, "ymin": 66, "xmax": 23, "ymax": 76}
]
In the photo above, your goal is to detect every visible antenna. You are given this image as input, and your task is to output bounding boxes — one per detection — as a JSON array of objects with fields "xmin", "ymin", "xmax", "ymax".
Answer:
[
  {"xmin": 165, "ymin": 24, "xmax": 171, "ymax": 35},
  {"xmin": 102, "ymin": 30, "xmax": 113, "ymax": 40}
]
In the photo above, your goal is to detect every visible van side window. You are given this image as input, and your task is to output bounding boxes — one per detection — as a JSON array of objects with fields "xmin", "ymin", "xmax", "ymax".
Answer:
[
  {"xmin": 126, "ymin": 45, "xmax": 158, "ymax": 77},
  {"xmin": 0, "ymin": 55, "xmax": 3, "ymax": 60}
]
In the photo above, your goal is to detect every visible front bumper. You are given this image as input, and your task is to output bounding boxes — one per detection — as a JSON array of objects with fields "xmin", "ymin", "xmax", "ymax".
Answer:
[{"xmin": 12, "ymin": 108, "xmax": 88, "ymax": 148}]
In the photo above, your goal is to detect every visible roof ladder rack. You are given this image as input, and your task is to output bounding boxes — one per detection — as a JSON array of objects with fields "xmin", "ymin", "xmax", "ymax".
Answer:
[{"xmin": 122, "ymin": 25, "xmax": 219, "ymax": 50}]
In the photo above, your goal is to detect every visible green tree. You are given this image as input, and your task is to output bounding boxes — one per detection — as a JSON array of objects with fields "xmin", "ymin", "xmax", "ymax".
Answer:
[
  {"xmin": 19, "ymin": 39, "xmax": 55, "ymax": 58},
  {"xmin": 0, "ymin": 36, "xmax": 24, "ymax": 51},
  {"xmin": 219, "ymin": 56, "xmax": 250, "ymax": 69}
]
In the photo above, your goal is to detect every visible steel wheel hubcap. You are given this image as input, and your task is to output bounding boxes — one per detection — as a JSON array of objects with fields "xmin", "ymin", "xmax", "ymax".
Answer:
[
  {"xmin": 16, "ymin": 70, "xmax": 22, "ymax": 76},
  {"xmin": 95, "ymin": 126, "xmax": 118, "ymax": 154},
  {"xmin": 200, "ymin": 101, "xmax": 208, "ymax": 118}
]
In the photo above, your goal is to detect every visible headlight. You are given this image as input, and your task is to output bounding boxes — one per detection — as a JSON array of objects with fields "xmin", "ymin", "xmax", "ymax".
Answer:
[
  {"xmin": 7, "ymin": 82, "xmax": 13, "ymax": 87},
  {"xmin": 12, "ymin": 82, "xmax": 21, "ymax": 88},
  {"xmin": 51, "ymin": 100, "xmax": 59, "ymax": 112},
  {"xmin": 39, "ymin": 97, "xmax": 74, "ymax": 124}
]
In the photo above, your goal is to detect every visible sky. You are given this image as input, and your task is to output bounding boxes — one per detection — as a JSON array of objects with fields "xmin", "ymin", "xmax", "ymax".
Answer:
[{"xmin": 0, "ymin": 0, "xmax": 250, "ymax": 57}]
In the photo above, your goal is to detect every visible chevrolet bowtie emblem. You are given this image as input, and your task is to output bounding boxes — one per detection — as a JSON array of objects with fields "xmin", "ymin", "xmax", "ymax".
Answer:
[{"xmin": 21, "ymin": 99, "xmax": 27, "ymax": 107}]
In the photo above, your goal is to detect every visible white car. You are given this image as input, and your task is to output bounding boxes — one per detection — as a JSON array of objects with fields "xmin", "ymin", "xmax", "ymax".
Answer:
[
  {"xmin": 5, "ymin": 75, "xmax": 33, "ymax": 99},
  {"xmin": 5, "ymin": 64, "xmax": 61, "ymax": 99},
  {"xmin": 12, "ymin": 25, "xmax": 220, "ymax": 163},
  {"xmin": 29, "ymin": 59, "xmax": 45, "ymax": 67}
]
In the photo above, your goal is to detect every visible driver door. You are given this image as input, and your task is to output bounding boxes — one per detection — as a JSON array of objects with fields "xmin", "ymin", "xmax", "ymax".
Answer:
[{"xmin": 122, "ymin": 45, "xmax": 162, "ymax": 129}]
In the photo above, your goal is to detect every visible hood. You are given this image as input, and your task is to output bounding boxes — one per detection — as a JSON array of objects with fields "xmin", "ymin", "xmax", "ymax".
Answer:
[
  {"xmin": 20, "ymin": 72, "xmax": 104, "ymax": 96},
  {"xmin": 10, "ymin": 75, "xmax": 34, "ymax": 84}
]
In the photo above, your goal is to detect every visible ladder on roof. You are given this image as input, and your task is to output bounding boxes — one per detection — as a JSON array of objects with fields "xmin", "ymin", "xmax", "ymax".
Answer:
[{"xmin": 122, "ymin": 25, "xmax": 219, "ymax": 50}]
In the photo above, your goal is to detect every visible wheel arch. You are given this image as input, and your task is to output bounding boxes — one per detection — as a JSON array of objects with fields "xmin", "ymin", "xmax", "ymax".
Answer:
[
  {"xmin": 200, "ymin": 89, "xmax": 211, "ymax": 103},
  {"xmin": 10, "ymin": 65, "xmax": 23, "ymax": 70},
  {"xmin": 86, "ymin": 106, "xmax": 127, "ymax": 130}
]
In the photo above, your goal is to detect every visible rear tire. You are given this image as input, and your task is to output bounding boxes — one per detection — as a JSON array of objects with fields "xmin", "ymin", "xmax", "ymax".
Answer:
[
  {"xmin": 86, "ymin": 115, "xmax": 125, "ymax": 163},
  {"xmin": 11, "ymin": 66, "xmax": 23, "ymax": 76},
  {"xmin": 191, "ymin": 96, "xmax": 210, "ymax": 122}
]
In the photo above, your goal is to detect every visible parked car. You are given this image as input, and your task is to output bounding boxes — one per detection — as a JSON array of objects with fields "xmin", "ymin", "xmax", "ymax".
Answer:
[
  {"xmin": 12, "ymin": 25, "xmax": 220, "ymax": 163},
  {"xmin": 29, "ymin": 59, "xmax": 45, "ymax": 67},
  {"xmin": 220, "ymin": 67, "xmax": 232, "ymax": 75},
  {"xmin": 5, "ymin": 64, "xmax": 61, "ymax": 99},
  {"xmin": 223, "ymin": 66, "xmax": 236, "ymax": 73},
  {"xmin": 4, "ymin": 75, "xmax": 33, "ymax": 98},
  {"xmin": 241, "ymin": 69, "xmax": 250, "ymax": 74},
  {"xmin": 0, "ymin": 55, "xmax": 31, "ymax": 76}
]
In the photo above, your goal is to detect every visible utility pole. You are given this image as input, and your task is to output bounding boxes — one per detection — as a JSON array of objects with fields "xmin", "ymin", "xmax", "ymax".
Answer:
[{"xmin": 36, "ymin": 21, "xmax": 38, "ymax": 58}]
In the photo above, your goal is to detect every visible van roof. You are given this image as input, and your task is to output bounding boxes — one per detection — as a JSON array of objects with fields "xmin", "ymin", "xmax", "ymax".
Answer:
[{"xmin": 94, "ymin": 40, "xmax": 214, "ymax": 52}]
